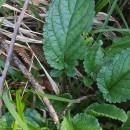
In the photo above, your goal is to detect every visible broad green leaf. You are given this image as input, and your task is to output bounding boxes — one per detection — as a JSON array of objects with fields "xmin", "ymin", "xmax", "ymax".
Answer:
[
  {"xmin": 84, "ymin": 40, "xmax": 104, "ymax": 75},
  {"xmin": 60, "ymin": 116, "xmax": 74, "ymax": 130},
  {"xmin": 105, "ymin": 37, "xmax": 130, "ymax": 61},
  {"xmin": 0, "ymin": 113, "xmax": 14, "ymax": 130},
  {"xmin": 3, "ymin": 91, "xmax": 28, "ymax": 130},
  {"xmin": 72, "ymin": 113, "xmax": 102, "ymax": 130},
  {"xmin": 24, "ymin": 108, "xmax": 46, "ymax": 128},
  {"xmin": 27, "ymin": 123, "xmax": 50, "ymax": 130},
  {"xmin": 85, "ymin": 103, "xmax": 128, "ymax": 122},
  {"xmin": 97, "ymin": 48, "xmax": 130, "ymax": 103},
  {"xmin": 121, "ymin": 111, "xmax": 130, "ymax": 130},
  {"xmin": 43, "ymin": 0, "xmax": 95, "ymax": 76}
]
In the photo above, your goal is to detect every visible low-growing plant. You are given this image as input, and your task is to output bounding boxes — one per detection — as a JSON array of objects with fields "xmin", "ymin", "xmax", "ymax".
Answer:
[
  {"xmin": 1, "ymin": 0, "xmax": 130, "ymax": 130},
  {"xmin": 42, "ymin": 0, "xmax": 130, "ymax": 129}
]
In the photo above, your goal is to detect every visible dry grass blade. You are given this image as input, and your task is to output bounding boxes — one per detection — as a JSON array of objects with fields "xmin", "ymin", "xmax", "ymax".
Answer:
[
  {"xmin": 32, "ymin": 0, "xmax": 49, "ymax": 5},
  {"xmin": 2, "ymin": 3, "xmax": 45, "ymax": 23},
  {"xmin": 0, "ymin": 29, "xmax": 42, "ymax": 43},
  {"xmin": 93, "ymin": 12, "xmax": 121, "ymax": 40},
  {"xmin": 95, "ymin": 12, "xmax": 121, "ymax": 28}
]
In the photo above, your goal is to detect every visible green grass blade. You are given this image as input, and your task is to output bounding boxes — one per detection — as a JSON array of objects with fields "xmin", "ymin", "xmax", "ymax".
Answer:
[
  {"xmin": 3, "ymin": 90, "xmax": 28, "ymax": 130},
  {"xmin": 96, "ymin": 0, "xmax": 118, "ymax": 41},
  {"xmin": 29, "ymin": 0, "xmax": 41, "ymax": 21},
  {"xmin": 27, "ymin": 90, "xmax": 75, "ymax": 103},
  {"xmin": 91, "ymin": 28, "xmax": 130, "ymax": 34},
  {"xmin": 16, "ymin": 90, "xmax": 26, "ymax": 122},
  {"xmin": 95, "ymin": 0, "xmax": 109, "ymax": 14},
  {"xmin": 115, "ymin": 5, "xmax": 129, "ymax": 29},
  {"xmin": 0, "ymin": 0, "xmax": 6, "ymax": 8}
]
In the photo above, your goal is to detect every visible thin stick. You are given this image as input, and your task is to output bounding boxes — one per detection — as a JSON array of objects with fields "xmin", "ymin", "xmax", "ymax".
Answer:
[
  {"xmin": 61, "ymin": 95, "xmax": 94, "ymax": 116},
  {"xmin": 1, "ymin": 40, "xmax": 60, "ymax": 126}
]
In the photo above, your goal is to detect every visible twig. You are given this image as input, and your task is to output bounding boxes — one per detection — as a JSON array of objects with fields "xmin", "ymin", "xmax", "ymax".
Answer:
[
  {"xmin": 61, "ymin": 95, "xmax": 94, "ymax": 116},
  {"xmin": 1, "ymin": 40, "xmax": 60, "ymax": 126},
  {"xmin": 0, "ymin": 0, "xmax": 29, "ymax": 116}
]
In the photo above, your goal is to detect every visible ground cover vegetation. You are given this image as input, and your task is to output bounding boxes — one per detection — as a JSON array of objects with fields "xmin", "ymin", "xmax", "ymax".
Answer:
[{"xmin": 0, "ymin": 0, "xmax": 130, "ymax": 130}]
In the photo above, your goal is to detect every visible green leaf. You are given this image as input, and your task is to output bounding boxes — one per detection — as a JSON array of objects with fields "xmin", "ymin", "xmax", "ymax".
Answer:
[
  {"xmin": 0, "ymin": 59, "xmax": 24, "ymax": 80},
  {"xmin": 0, "ymin": 114, "xmax": 48, "ymax": 130},
  {"xmin": 95, "ymin": 0, "xmax": 109, "ymax": 14},
  {"xmin": 60, "ymin": 116, "xmax": 74, "ymax": 130},
  {"xmin": 85, "ymin": 103, "xmax": 128, "ymax": 122},
  {"xmin": 84, "ymin": 40, "xmax": 104, "ymax": 75},
  {"xmin": 24, "ymin": 108, "xmax": 46, "ymax": 128},
  {"xmin": 27, "ymin": 89, "xmax": 74, "ymax": 103},
  {"xmin": 16, "ymin": 89, "xmax": 26, "ymax": 122},
  {"xmin": 27, "ymin": 122, "xmax": 49, "ymax": 130},
  {"xmin": 51, "ymin": 93, "xmax": 73, "ymax": 113},
  {"xmin": 0, "ymin": 113, "xmax": 14, "ymax": 130},
  {"xmin": 121, "ymin": 111, "xmax": 130, "ymax": 130},
  {"xmin": 83, "ymin": 76, "xmax": 93, "ymax": 87},
  {"xmin": 72, "ymin": 113, "xmax": 102, "ymax": 130},
  {"xmin": 105, "ymin": 37, "xmax": 130, "ymax": 61},
  {"xmin": 3, "ymin": 90, "xmax": 28, "ymax": 130},
  {"xmin": 97, "ymin": 48, "xmax": 130, "ymax": 103},
  {"xmin": 43, "ymin": 0, "xmax": 95, "ymax": 76}
]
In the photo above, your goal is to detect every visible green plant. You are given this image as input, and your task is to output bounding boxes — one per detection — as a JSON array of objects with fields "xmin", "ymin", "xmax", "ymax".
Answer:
[
  {"xmin": 43, "ymin": 0, "xmax": 95, "ymax": 76},
  {"xmin": 42, "ymin": 0, "xmax": 130, "ymax": 129},
  {"xmin": 1, "ymin": 0, "xmax": 130, "ymax": 129}
]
